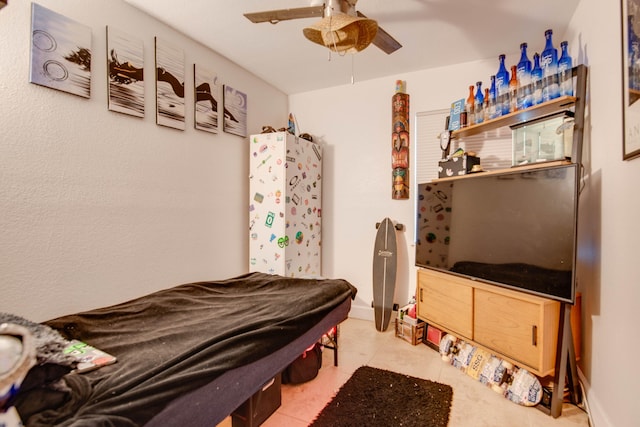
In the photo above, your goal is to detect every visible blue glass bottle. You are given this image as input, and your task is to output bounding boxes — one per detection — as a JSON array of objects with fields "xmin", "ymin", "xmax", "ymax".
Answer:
[
  {"xmin": 495, "ymin": 54, "xmax": 510, "ymax": 116},
  {"xmin": 541, "ymin": 29, "xmax": 559, "ymax": 101},
  {"xmin": 531, "ymin": 53, "xmax": 543, "ymax": 105},
  {"xmin": 516, "ymin": 42, "xmax": 533, "ymax": 109},
  {"xmin": 558, "ymin": 41, "xmax": 573, "ymax": 96},
  {"xmin": 474, "ymin": 81, "xmax": 484, "ymax": 124},
  {"xmin": 488, "ymin": 75, "xmax": 498, "ymax": 119}
]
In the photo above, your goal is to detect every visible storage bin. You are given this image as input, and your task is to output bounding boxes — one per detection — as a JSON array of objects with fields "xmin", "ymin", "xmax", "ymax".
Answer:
[
  {"xmin": 438, "ymin": 154, "xmax": 480, "ymax": 178},
  {"xmin": 232, "ymin": 374, "xmax": 281, "ymax": 427}
]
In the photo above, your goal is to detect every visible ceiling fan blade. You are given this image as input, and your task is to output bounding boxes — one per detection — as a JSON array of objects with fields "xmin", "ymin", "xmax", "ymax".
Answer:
[
  {"xmin": 244, "ymin": 6, "xmax": 324, "ymax": 24},
  {"xmin": 357, "ymin": 11, "xmax": 402, "ymax": 54}
]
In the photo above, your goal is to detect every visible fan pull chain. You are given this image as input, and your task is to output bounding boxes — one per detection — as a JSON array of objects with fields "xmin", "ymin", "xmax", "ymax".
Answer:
[{"xmin": 351, "ymin": 54, "xmax": 355, "ymax": 84}]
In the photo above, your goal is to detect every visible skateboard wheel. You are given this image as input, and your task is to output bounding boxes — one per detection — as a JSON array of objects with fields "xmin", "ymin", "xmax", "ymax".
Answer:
[
  {"xmin": 439, "ymin": 334, "xmax": 457, "ymax": 357},
  {"xmin": 491, "ymin": 383, "xmax": 506, "ymax": 394}
]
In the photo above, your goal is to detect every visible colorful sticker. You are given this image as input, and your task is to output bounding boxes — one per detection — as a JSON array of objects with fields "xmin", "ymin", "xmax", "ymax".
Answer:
[
  {"xmin": 265, "ymin": 211, "xmax": 275, "ymax": 227},
  {"xmin": 277, "ymin": 236, "xmax": 289, "ymax": 248}
]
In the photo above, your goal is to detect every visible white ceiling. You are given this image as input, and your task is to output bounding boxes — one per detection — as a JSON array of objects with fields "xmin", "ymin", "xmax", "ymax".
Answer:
[{"xmin": 123, "ymin": 0, "xmax": 581, "ymax": 95}]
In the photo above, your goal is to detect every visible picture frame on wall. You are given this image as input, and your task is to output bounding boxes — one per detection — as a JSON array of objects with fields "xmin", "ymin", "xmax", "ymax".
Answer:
[
  {"xmin": 194, "ymin": 64, "xmax": 219, "ymax": 133},
  {"xmin": 107, "ymin": 26, "xmax": 144, "ymax": 118},
  {"xmin": 622, "ymin": 0, "xmax": 640, "ymax": 160},
  {"xmin": 223, "ymin": 85, "xmax": 248, "ymax": 137},
  {"xmin": 29, "ymin": 3, "xmax": 92, "ymax": 98},
  {"xmin": 155, "ymin": 37, "xmax": 185, "ymax": 130}
]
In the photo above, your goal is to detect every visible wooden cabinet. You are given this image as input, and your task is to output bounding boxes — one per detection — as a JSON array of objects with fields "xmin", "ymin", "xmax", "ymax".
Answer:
[
  {"xmin": 417, "ymin": 268, "xmax": 560, "ymax": 376},
  {"xmin": 417, "ymin": 269, "xmax": 473, "ymax": 339},
  {"xmin": 474, "ymin": 288, "xmax": 560, "ymax": 375}
]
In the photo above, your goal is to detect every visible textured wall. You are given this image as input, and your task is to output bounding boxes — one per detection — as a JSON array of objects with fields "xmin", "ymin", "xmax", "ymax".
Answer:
[{"xmin": 0, "ymin": 0, "xmax": 288, "ymax": 321}]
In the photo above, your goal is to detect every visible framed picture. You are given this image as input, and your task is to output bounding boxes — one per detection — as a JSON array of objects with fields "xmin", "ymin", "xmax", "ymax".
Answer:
[
  {"xmin": 622, "ymin": 0, "xmax": 640, "ymax": 159},
  {"xmin": 29, "ymin": 3, "xmax": 92, "ymax": 98},
  {"xmin": 107, "ymin": 26, "xmax": 144, "ymax": 117},
  {"xmin": 194, "ymin": 64, "xmax": 219, "ymax": 133},
  {"xmin": 223, "ymin": 85, "xmax": 248, "ymax": 137},
  {"xmin": 155, "ymin": 37, "xmax": 185, "ymax": 130}
]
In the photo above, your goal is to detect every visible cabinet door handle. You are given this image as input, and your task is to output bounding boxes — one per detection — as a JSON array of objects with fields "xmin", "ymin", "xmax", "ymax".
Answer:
[
  {"xmin": 419, "ymin": 288, "xmax": 423, "ymax": 302},
  {"xmin": 532, "ymin": 325, "xmax": 538, "ymax": 346}
]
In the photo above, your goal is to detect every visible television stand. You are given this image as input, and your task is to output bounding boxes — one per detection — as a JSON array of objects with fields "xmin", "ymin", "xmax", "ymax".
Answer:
[
  {"xmin": 416, "ymin": 268, "xmax": 561, "ymax": 375},
  {"xmin": 416, "ymin": 268, "xmax": 581, "ymax": 417}
]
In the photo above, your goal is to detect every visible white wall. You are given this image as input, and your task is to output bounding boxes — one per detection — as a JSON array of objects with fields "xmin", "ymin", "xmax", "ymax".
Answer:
[
  {"xmin": 0, "ymin": 0, "xmax": 288, "ymax": 321},
  {"xmin": 292, "ymin": 2, "xmax": 640, "ymax": 425},
  {"xmin": 290, "ymin": 57, "xmax": 499, "ymax": 318},
  {"xmin": 565, "ymin": 1, "xmax": 640, "ymax": 426}
]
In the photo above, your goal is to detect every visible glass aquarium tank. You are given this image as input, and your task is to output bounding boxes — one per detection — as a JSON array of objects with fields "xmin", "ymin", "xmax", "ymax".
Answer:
[{"xmin": 511, "ymin": 112, "xmax": 573, "ymax": 165}]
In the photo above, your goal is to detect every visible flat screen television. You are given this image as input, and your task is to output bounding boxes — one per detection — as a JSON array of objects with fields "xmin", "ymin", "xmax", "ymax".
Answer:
[{"xmin": 415, "ymin": 163, "xmax": 579, "ymax": 303}]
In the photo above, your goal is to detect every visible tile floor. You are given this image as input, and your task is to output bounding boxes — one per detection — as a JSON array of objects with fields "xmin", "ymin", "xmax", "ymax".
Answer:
[{"xmin": 262, "ymin": 318, "xmax": 590, "ymax": 427}]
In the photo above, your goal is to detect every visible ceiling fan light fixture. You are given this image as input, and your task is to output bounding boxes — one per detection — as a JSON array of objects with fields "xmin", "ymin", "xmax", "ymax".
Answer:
[{"xmin": 303, "ymin": 13, "xmax": 378, "ymax": 53}]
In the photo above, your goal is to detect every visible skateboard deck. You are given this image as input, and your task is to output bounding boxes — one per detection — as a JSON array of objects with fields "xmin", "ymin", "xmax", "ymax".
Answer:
[
  {"xmin": 372, "ymin": 217, "xmax": 398, "ymax": 332},
  {"xmin": 438, "ymin": 333, "xmax": 543, "ymax": 407}
]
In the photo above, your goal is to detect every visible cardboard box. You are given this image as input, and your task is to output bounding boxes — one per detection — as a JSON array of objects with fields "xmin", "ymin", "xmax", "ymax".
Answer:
[
  {"xmin": 232, "ymin": 374, "xmax": 281, "ymax": 427},
  {"xmin": 438, "ymin": 155, "xmax": 480, "ymax": 178},
  {"xmin": 395, "ymin": 319, "xmax": 426, "ymax": 345}
]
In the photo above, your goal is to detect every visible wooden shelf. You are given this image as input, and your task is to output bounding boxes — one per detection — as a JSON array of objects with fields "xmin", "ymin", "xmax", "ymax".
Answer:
[
  {"xmin": 452, "ymin": 96, "xmax": 577, "ymax": 139},
  {"xmin": 432, "ymin": 160, "xmax": 572, "ymax": 183}
]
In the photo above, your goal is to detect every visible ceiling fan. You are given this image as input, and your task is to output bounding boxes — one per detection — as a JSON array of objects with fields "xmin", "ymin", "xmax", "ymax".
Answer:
[{"xmin": 244, "ymin": 0, "xmax": 402, "ymax": 54}]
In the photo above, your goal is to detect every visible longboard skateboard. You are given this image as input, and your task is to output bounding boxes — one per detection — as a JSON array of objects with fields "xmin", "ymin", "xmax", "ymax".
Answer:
[
  {"xmin": 373, "ymin": 217, "xmax": 398, "ymax": 332},
  {"xmin": 439, "ymin": 333, "xmax": 543, "ymax": 407}
]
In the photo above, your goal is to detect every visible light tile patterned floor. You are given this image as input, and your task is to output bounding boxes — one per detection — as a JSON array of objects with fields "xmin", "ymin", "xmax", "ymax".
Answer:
[{"xmin": 262, "ymin": 317, "xmax": 590, "ymax": 427}]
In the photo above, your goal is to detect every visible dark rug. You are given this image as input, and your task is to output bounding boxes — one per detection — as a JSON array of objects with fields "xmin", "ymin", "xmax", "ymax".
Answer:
[{"xmin": 310, "ymin": 366, "xmax": 453, "ymax": 427}]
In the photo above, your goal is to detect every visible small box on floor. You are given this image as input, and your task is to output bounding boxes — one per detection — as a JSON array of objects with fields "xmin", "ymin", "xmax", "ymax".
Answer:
[
  {"xmin": 423, "ymin": 324, "xmax": 445, "ymax": 351},
  {"xmin": 395, "ymin": 318, "xmax": 426, "ymax": 345},
  {"xmin": 438, "ymin": 155, "xmax": 480, "ymax": 178},
  {"xmin": 232, "ymin": 374, "xmax": 281, "ymax": 427}
]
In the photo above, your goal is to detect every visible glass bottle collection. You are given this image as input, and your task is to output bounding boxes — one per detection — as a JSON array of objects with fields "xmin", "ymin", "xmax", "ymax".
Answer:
[{"xmin": 460, "ymin": 29, "xmax": 573, "ymax": 128}]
